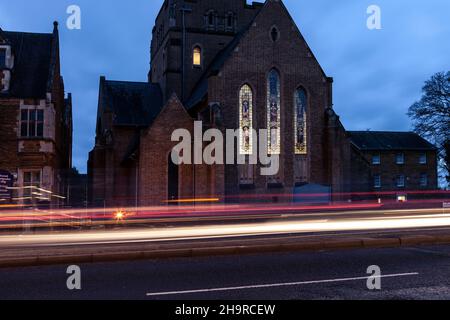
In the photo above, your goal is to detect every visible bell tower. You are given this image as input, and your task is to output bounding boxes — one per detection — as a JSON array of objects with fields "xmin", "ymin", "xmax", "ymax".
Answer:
[{"xmin": 149, "ymin": 0, "xmax": 263, "ymax": 104}]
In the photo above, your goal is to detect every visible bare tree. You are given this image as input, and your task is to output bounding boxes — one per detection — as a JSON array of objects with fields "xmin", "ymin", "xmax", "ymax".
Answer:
[{"xmin": 408, "ymin": 71, "xmax": 450, "ymax": 186}]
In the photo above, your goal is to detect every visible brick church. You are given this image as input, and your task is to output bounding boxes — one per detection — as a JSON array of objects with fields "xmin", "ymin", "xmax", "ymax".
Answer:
[{"xmin": 88, "ymin": 0, "xmax": 438, "ymax": 207}]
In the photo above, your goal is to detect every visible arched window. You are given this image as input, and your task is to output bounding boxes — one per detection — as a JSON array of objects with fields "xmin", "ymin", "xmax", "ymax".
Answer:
[
  {"xmin": 270, "ymin": 26, "xmax": 279, "ymax": 42},
  {"xmin": 267, "ymin": 69, "xmax": 281, "ymax": 155},
  {"xmin": 294, "ymin": 88, "xmax": 308, "ymax": 154},
  {"xmin": 193, "ymin": 46, "xmax": 201, "ymax": 66},
  {"xmin": 239, "ymin": 84, "xmax": 253, "ymax": 155}
]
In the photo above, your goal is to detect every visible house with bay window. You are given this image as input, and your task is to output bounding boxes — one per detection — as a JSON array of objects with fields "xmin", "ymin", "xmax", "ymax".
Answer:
[{"xmin": 0, "ymin": 22, "xmax": 72, "ymax": 206}]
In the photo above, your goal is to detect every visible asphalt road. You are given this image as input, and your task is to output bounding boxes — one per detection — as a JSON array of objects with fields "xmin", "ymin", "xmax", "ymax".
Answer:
[{"xmin": 1, "ymin": 244, "xmax": 450, "ymax": 300}]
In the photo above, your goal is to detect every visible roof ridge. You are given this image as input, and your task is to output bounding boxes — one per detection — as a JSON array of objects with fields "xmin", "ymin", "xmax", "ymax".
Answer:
[{"xmin": 3, "ymin": 30, "xmax": 53, "ymax": 36}]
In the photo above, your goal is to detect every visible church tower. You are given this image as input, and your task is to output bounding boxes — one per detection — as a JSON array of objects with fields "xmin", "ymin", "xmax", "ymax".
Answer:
[{"xmin": 149, "ymin": 0, "xmax": 263, "ymax": 103}]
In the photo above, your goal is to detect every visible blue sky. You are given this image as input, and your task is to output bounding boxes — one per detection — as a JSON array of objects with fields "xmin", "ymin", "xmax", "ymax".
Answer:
[{"xmin": 1, "ymin": 0, "xmax": 449, "ymax": 173}]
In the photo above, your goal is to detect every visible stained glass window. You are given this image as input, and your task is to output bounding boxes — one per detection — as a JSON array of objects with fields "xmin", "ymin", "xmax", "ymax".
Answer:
[
  {"xmin": 294, "ymin": 88, "xmax": 307, "ymax": 154},
  {"xmin": 267, "ymin": 69, "xmax": 281, "ymax": 154},
  {"xmin": 239, "ymin": 84, "xmax": 253, "ymax": 155}
]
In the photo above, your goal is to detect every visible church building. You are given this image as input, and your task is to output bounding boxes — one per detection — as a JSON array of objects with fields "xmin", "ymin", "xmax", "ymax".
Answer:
[{"xmin": 88, "ymin": 0, "xmax": 438, "ymax": 207}]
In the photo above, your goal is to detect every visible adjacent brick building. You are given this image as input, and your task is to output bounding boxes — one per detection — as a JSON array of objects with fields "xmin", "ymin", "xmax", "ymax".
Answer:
[
  {"xmin": 349, "ymin": 131, "xmax": 438, "ymax": 194},
  {"xmin": 0, "ymin": 22, "xmax": 72, "ymax": 206},
  {"xmin": 88, "ymin": 0, "xmax": 438, "ymax": 207}
]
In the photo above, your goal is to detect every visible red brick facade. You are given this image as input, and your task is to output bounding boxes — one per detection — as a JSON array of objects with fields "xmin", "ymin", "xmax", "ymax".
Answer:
[{"xmin": 88, "ymin": 0, "xmax": 438, "ymax": 207}]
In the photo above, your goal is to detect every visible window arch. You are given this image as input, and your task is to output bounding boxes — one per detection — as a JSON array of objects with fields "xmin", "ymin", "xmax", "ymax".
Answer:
[
  {"xmin": 239, "ymin": 84, "xmax": 253, "ymax": 155},
  {"xmin": 193, "ymin": 46, "xmax": 202, "ymax": 66},
  {"xmin": 267, "ymin": 69, "xmax": 281, "ymax": 155},
  {"xmin": 294, "ymin": 88, "xmax": 308, "ymax": 154},
  {"xmin": 205, "ymin": 10, "xmax": 217, "ymax": 30}
]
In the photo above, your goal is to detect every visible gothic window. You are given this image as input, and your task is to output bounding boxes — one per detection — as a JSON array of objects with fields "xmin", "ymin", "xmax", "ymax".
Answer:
[
  {"xmin": 239, "ymin": 84, "xmax": 253, "ymax": 155},
  {"xmin": 193, "ymin": 46, "xmax": 201, "ymax": 66},
  {"xmin": 294, "ymin": 88, "xmax": 308, "ymax": 154},
  {"xmin": 226, "ymin": 12, "xmax": 235, "ymax": 31},
  {"xmin": 267, "ymin": 69, "xmax": 281, "ymax": 155},
  {"xmin": 270, "ymin": 26, "xmax": 279, "ymax": 42},
  {"xmin": 205, "ymin": 10, "xmax": 216, "ymax": 30}
]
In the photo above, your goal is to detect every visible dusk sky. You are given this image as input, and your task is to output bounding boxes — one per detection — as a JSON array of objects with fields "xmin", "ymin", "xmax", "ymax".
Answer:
[{"xmin": 1, "ymin": 0, "xmax": 449, "ymax": 173}]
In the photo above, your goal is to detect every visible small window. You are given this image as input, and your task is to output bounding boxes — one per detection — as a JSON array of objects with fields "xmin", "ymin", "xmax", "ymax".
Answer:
[
  {"xmin": 374, "ymin": 175, "xmax": 381, "ymax": 188},
  {"xmin": 372, "ymin": 154, "xmax": 381, "ymax": 165},
  {"xmin": 397, "ymin": 175, "xmax": 406, "ymax": 188},
  {"xmin": 207, "ymin": 12, "xmax": 215, "ymax": 27},
  {"xmin": 420, "ymin": 174, "xmax": 428, "ymax": 187},
  {"xmin": 23, "ymin": 170, "xmax": 41, "ymax": 198},
  {"xmin": 270, "ymin": 27, "xmax": 279, "ymax": 42},
  {"xmin": 396, "ymin": 153, "xmax": 405, "ymax": 165},
  {"xmin": 0, "ymin": 48, "xmax": 6, "ymax": 68},
  {"xmin": 20, "ymin": 109, "xmax": 44, "ymax": 138},
  {"xmin": 193, "ymin": 46, "xmax": 201, "ymax": 67},
  {"xmin": 419, "ymin": 153, "xmax": 427, "ymax": 165},
  {"xmin": 227, "ymin": 15, "xmax": 233, "ymax": 28}
]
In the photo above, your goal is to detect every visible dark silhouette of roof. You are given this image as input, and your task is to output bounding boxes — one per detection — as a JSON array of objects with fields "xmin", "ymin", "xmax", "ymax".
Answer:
[
  {"xmin": 0, "ymin": 30, "xmax": 54, "ymax": 98},
  {"xmin": 100, "ymin": 79, "xmax": 163, "ymax": 127},
  {"xmin": 348, "ymin": 131, "xmax": 437, "ymax": 151}
]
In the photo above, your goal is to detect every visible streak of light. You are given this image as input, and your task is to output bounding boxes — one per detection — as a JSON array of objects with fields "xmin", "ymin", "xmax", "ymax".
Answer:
[
  {"xmin": 1, "ymin": 210, "xmax": 450, "ymax": 247},
  {"xmin": 164, "ymin": 198, "xmax": 221, "ymax": 204}
]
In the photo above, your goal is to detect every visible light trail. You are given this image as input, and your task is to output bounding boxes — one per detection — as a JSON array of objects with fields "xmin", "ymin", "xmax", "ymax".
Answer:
[{"xmin": 1, "ymin": 209, "xmax": 450, "ymax": 247}]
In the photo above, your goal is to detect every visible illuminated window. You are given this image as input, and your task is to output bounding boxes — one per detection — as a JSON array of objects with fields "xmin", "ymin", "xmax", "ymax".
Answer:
[
  {"xmin": 239, "ymin": 84, "xmax": 253, "ymax": 155},
  {"xmin": 21, "ymin": 109, "xmax": 44, "ymax": 138},
  {"xmin": 294, "ymin": 88, "xmax": 307, "ymax": 154},
  {"xmin": 267, "ymin": 69, "xmax": 281, "ymax": 155},
  {"xmin": 193, "ymin": 46, "xmax": 201, "ymax": 66}
]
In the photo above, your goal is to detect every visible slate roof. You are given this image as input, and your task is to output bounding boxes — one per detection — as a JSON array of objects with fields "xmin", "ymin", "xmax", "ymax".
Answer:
[
  {"xmin": 348, "ymin": 131, "xmax": 437, "ymax": 151},
  {"xmin": 0, "ymin": 30, "xmax": 55, "ymax": 98},
  {"xmin": 100, "ymin": 79, "xmax": 163, "ymax": 127}
]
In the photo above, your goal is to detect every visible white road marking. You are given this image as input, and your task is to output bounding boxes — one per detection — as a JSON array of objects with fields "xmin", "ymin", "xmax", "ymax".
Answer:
[{"xmin": 146, "ymin": 272, "xmax": 419, "ymax": 297}]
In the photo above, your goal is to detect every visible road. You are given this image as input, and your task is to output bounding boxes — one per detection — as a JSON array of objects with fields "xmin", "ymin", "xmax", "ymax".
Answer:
[
  {"xmin": 1, "ymin": 208, "xmax": 449, "ymax": 247},
  {"xmin": 1, "ymin": 244, "xmax": 450, "ymax": 300}
]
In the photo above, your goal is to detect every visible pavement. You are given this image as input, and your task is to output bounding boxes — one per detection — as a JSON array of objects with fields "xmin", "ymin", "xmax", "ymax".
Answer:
[{"xmin": 1, "ymin": 244, "xmax": 450, "ymax": 300}]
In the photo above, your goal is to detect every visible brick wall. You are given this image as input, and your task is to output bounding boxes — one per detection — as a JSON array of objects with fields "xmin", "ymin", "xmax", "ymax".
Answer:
[
  {"xmin": 206, "ymin": 0, "xmax": 334, "ymax": 200},
  {"xmin": 364, "ymin": 150, "xmax": 438, "ymax": 191},
  {"xmin": 139, "ymin": 95, "xmax": 195, "ymax": 206}
]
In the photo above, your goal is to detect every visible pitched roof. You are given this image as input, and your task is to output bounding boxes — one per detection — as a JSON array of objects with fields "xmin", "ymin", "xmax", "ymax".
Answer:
[
  {"xmin": 100, "ymin": 79, "xmax": 163, "ymax": 127},
  {"xmin": 185, "ymin": 0, "xmax": 330, "ymax": 109},
  {"xmin": 185, "ymin": 4, "xmax": 264, "ymax": 109},
  {"xmin": 348, "ymin": 131, "xmax": 437, "ymax": 151},
  {"xmin": 1, "ymin": 30, "xmax": 55, "ymax": 98}
]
